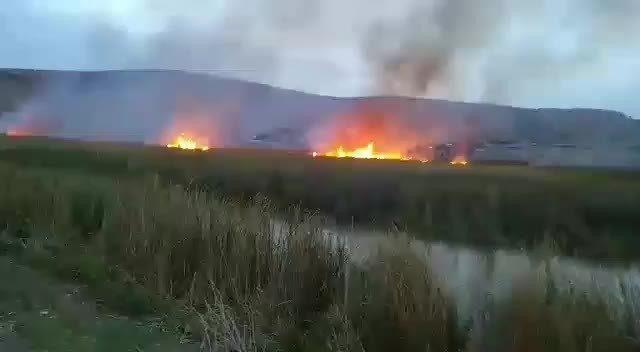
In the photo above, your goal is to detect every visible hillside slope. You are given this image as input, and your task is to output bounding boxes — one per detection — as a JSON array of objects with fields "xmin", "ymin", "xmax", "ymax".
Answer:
[{"xmin": 1, "ymin": 69, "xmax": 638, "ymax": 151}]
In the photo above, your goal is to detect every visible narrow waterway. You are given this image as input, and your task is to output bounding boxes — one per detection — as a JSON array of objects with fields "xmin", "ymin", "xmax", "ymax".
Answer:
[
  {"xmin": 323, "ymin": 225, "xmax": 640, "ymax": 328},
  {"xmin": 272, "ymin": 218, "xmax": 639, "ymax": 331}
]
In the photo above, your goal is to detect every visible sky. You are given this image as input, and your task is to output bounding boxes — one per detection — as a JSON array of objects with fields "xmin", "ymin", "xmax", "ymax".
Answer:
[{"xmin": 1, "ymin": 0, "xmax": 639, "ymax": 117}]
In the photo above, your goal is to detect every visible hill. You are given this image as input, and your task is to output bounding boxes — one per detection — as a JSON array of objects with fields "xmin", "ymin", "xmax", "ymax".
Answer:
[{"xmin": 1, "ymin": 69, "xmax": 638, "ymax": 165}]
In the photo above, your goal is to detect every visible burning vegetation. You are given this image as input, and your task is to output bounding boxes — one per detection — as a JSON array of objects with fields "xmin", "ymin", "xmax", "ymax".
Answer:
[
  {"xmin": 2, "ymin": 101, "xmax": 469, "ymax": 165},
  {"xmin": 309, "ymin": 109, "xmax": 468, "ymax": 165},
  {"xmin": 313, "ymin": 141, "xmax": 468, "ymax": 165},
  {"xmin": 1, "ymin": 113, "xmax": 59, "ymax": 138},
  {"xmin": 162, "ymin": 110, "xmax": 219, "ymax": 152},
  {"xmin": 166, "ymin": 133, "xmax": 210, "ymax": 151},
  {"xmin": 310, "ymin": 109, "xmax": 430, "ymax": 162},
  {"xmin": 449, "ymin": 155, "xmax": 469, "ymax": 166},
  {"xmin": 315, "ymin": 142, "xmax": 414, "ymax": 161}
]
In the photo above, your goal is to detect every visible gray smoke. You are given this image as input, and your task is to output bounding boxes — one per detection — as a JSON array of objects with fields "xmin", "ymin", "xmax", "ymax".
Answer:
[
  {"xmin": 363, "ymin": 0, "xmax": 640, "ymax": 112},
  {"xmin": 0, "ymin": 70, "xmax": 282, "ymax": 147},
  {"xmin": 0, "ymin": 72, "xmax": 184, "ymax": 143},
  {"xmin": 363, "ymin": 0, "xmax": 506, "ymax": 98},
  {"xmin": 1, "ymin": 0, "xmax": 639, "ymax": 117}
]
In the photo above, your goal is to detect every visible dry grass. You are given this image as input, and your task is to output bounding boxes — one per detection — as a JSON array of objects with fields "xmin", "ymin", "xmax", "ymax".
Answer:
[
  {"xmin": 0, "ymin": 161, "xmax": 637, "ymax": 351},
  {"xmin": 1, "ymin": 135, "xmax": 640, "ymax": 261},
  {"xmin": 345, "ymin": 240, "xmax": 463, "ymax": 352},
  {"xmin": 467, "ymin": 262, "xmax": 638, "ymax": 352}
]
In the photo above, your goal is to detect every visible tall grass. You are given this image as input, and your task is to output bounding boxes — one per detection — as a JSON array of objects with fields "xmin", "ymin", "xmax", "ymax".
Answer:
[
  {"xmin": 1, "ymin": 137, "xmax": 640, "ymax": 260},
  {"xmin": 468, "ymin": 263, "xmax": 638, "ymax": 352},
  {"xmin": 0, "ymin": 162, "xmax": 637, "ymax": 351},
  {"xmin": 346, "ymin": 241, "xmax": 463, "ymax": 352}
]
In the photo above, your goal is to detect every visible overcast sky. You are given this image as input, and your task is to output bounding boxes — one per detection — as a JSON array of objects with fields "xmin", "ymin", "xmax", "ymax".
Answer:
[{"xmin": 1, "ymin": 0, "xmax": 639, "ymax": 117}]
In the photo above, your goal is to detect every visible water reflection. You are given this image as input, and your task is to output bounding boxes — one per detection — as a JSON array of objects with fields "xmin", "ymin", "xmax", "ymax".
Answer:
[{"xmin": 323, "ymin": 227, "xmax": 640, "ymax": 325}]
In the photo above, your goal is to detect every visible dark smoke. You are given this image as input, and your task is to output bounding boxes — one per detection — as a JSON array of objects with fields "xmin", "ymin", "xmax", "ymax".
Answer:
[
  {"xmin": 362, "ymin": 0, "xmax": 640, "ymax": 111},
  {"xmin": 364, "ymin": 0, "xmax": 506, "ymax": 97}
]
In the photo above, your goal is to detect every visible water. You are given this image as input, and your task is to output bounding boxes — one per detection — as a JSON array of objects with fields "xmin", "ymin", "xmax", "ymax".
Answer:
[
  {"xmin": 322, "ymin": 226, "xmax": 640, "ymax": 327},
  {"xmin": 271, "ymin": 218, "xmax": 639, "ymax": 331}
]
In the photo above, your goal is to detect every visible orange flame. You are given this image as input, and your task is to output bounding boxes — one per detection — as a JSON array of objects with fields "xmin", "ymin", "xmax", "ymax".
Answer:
[
  {"xmin": 309, "ymin": 108, "xmax": 431, "ymax": 162},
  {"xmin": 166, "ymin": 133, "xmax": 210, "ymax": 151},
  {"xmin": 314, "ymin": 142, "xmax": 418, "ymax": 161},
  {"xmin": 450, "ymin": 155, "xmax": 468, "ymax": 166}
]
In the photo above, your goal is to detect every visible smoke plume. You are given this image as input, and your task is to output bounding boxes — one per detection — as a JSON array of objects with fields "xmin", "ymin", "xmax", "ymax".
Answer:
[
  {"xmin": 363, "ymin": 0, "xmax": 506, "ymax": 98},
  {"xmin": 363, "ymin": 0, "xmax": 640, "ymax": 108},
  {"xmin": 1, "ymin": 0, "xmax": 639, "ymax": 117}
]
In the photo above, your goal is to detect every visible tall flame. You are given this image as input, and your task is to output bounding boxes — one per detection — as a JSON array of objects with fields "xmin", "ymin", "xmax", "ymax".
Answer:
[{"xmin": 166, "ymin": 133, "xmax": 210, "ymax": 151}]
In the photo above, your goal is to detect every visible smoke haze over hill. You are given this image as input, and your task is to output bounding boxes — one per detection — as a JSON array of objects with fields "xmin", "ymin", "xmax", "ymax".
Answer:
[{"xmin": 0, "ymin": 69, "xmax": 637, "ymax": 145}]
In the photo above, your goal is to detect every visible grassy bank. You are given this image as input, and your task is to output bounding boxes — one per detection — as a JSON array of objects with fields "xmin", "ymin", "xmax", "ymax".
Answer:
[
  {"xmin": 0, "ymin": 160, "xmax": 637, "ymax": 351},
  {"xmin": 0, "ymin": 257, "xmax": 196, "ymax": 352},
  {"xmin": 1, "ymin": 135, "xmax": 640, "ymax": 260}
]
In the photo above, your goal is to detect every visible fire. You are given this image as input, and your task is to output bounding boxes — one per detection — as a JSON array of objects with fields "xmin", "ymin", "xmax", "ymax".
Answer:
[
  {"xmin": 309, "ymin": 108, "xmax": 429, "ymax": 162},
  {"xmin": 166, "ymin": 133, "xmax": 210, "ymax": 151},
  {"xmin": 314, "ymin": 142, "xmax": 415, "ymax": 161},
  {"xmin": 309, "ymin": 108, "xmax": 469, "ymax": 165},
  {"xmin": 450, "ymin": 155, "xmax": 468, "ymax": 166}
]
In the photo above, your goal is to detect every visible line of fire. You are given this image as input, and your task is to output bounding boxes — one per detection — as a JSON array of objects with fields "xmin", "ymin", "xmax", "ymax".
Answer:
[
  {"xmin": 162, "ymin": 112, "xmax": 472, "ymax": 165},
  {"xmin": 4, "ymin": 107, "xmax": 547, "ymax": 167}
]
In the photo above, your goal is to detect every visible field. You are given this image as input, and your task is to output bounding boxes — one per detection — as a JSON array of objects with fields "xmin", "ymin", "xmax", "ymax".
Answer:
[
  {"xmin": 2, "ymin": 135, "xmax": 640, "ymax": 260},
  {"xmin": 0, "ymin": 134, "xmax": 639, "ymax": 351}
]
